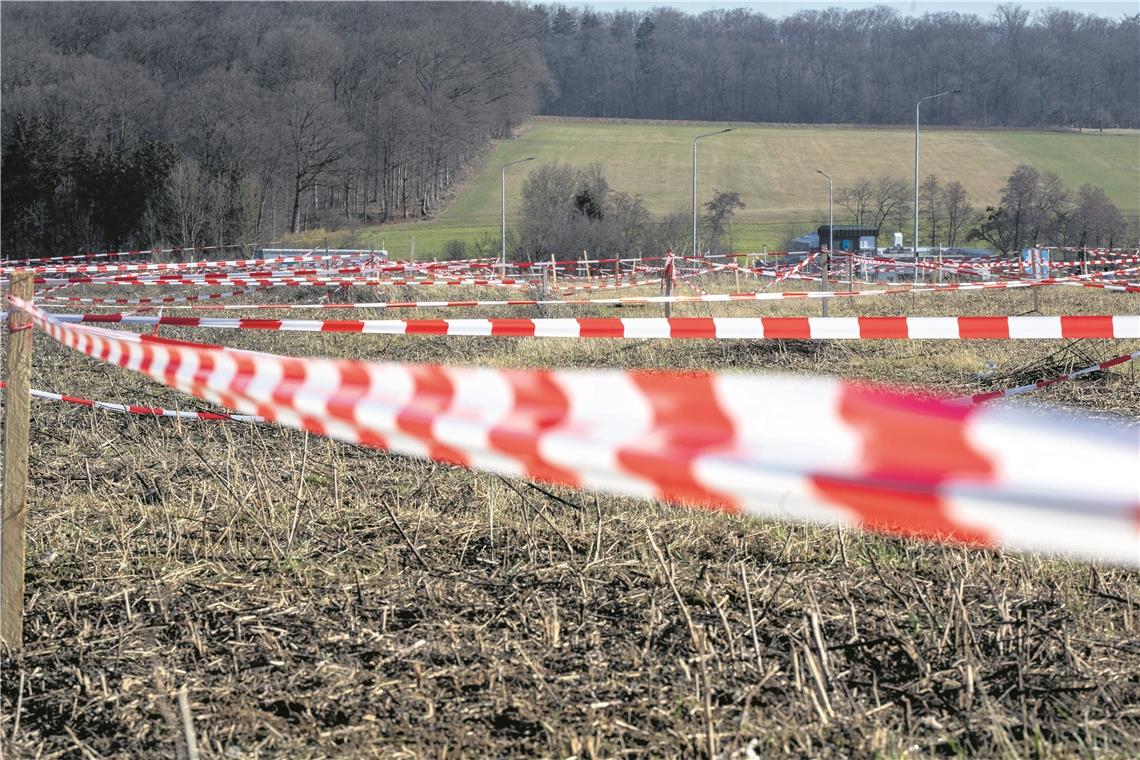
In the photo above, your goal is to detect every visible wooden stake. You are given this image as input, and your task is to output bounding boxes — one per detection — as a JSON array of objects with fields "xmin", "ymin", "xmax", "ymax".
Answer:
[
  {"xmin": 549, "ymin": 254, "xmax": 557, "ymax": 286},
  {"xmin": 2, "ymin": 269, "xmax": 34, "ymax": 648},
  {"xmin": 539, "ymin": 266, "xmax": 549, "ymax": 318},
  {"xmin": 582, "ymin": 249, "xmax": 590, "ymax": 279}
]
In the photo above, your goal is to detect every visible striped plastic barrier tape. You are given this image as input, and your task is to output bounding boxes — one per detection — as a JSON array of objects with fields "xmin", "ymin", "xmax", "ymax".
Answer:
[
  {"xmin": 953, "ymin": 352, "xmax": 1140, "ymax": 405},
  {"xmin": 45, "ymin": 313, "xmax": 1140, "ymax": 340},
  {"xmin": 10, "ymin": 297, "xmax": 1138, "ymax": 565},
  {"xmin": 0, "ymin": 381, "xmax": 262, "ymax": 422}
]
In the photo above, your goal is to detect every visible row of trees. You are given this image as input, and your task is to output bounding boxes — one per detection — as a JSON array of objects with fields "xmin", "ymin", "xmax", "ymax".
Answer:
[
  {"xmin": 535, "ymin": 5, "xmax": 1139, "ymax": 128},
  {"xmin": 1, "ymin": 2, "xmax": 548, "ymax": 258},
  {"xmin": 830, "ymin": 167, "xmax": 1132, "ymax": 253}
]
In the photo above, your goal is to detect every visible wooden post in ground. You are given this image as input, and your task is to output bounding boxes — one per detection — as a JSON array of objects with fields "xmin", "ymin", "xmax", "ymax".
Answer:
[
  {"xmin": 582, "ymin": 250, "xmax": 591, "ymax": 280},
  {"xmin": 663, "ymin": 250, "xmax": 675, "ymax": 319},
  {"xmin": 821, "ymin": 248, "xmax": 829, "ymax": 318},
  {"xmin": 538, "ymin": 264, "xmax": 549, "ymax": 318},
  {"xmin": 550, "ymin": 254, "xmax": 557, "ymax": 287},
  {"xmin": 2, "ymin": 269, "xmax": 34, "ymax": 648},
  {"xmin": 1032, "ymin": 248, "xmax": 1042, "ymax": 313}
]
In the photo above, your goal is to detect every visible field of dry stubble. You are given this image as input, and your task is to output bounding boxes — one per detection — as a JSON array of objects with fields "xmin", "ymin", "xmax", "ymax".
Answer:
[{"xmin": 1, "ymin": 278, "xmax": 1138, "ymax": 758}]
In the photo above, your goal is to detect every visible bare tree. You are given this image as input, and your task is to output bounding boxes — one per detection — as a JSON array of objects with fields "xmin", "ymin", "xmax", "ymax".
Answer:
[
  {"xmin": 920, "ymin": 174, "xmax": 942, "ymax": 247},
  {"xmin": 1026, "ymin": 170, "xmax": 1069, "ymax": 246},
  {"xmin": 164, "ymin": 158, "xmax": 209, "ymax": 247},
  {"xmin": 943, "ymin": 180, "xmax": 974, "ymax": 249},
  {"xmin": 1069, "ymin": 184, "xmax": 1126, "ymax": 249},
  {"xmin": 871, "ymin": 176, "xmax": 910, "ymax": 232},
  {"xmin": 973, "ymin": 165, "xmax": 1074, "ymax": 254},
  {"xmin": 987, "ymin": 165, "xmax": 1039, "ymax": 254},
  {"xmin": 281, "ymin": 83, "xmax": 353, "ymax": 234},
  {"xmin": 704, "ymin": 190, "xmax": 746, "ymax": 254},
  {"xmin": 838, "ymin": 178, "xmax": 874, "ymax": 224},
  {"xmin": 519, "ymin": 162, "xmax": 653, "ymax": 261}
]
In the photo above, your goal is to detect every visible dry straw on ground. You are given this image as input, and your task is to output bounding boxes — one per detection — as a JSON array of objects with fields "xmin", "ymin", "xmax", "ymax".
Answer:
[{"xmin": 2, "ymin": 277, "xmax": 1138, "ymax": 758}]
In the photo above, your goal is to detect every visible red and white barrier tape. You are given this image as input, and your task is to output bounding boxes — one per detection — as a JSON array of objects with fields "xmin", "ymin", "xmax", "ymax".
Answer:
[
  {"xmin": 20, "ymin": 250, "xmax": 371, "ymax": 275},
  {"xmin": 34, "ymin": 275, "xmax": 541, "ymax": 289},
  {"xmin": 0, "ymin": 381, "xmax": 262, "ymax": 422},
  {"xmin": 983, "ymin": 257, "xmax": 1140, "ymax": 268},
  {"xmin": 953, "ymin": 352, "xmax": 1140, "ymax": 405},
  {"xmin": 42, "ymin": 287, "xmax": 266, "ymax": 307},
  {"xmin": 42, "ymin": 313, "xmax": 1140, "ymax": 339},
  {"xmin": 557, "ymin": 278, "xmax": 666, "ymax": 294},
  {"xmin": 781, "ymin": 261, "xmax": 1140, "ymax": 293},
  {"xmin": 124, "ymin": 280, "xmax": 1057, "ymax": 311},
  {"xmin": 1071, "ymin": 280, "xmax": 1140, "ymax": 293},
  {"xmin": 1047, "ymin": 247, "xmax": 1140, "ymax": 256},
  {"xmin": 774, "ymin": 251, "xmax": 820, "ymax": 283},
  {"xmin": 2, "ymin": 243, "xmax": 251, "ymax": 267},
  {"xmin": 9, "ymin": 297, "xmax": 1138, "ymax": 565}
]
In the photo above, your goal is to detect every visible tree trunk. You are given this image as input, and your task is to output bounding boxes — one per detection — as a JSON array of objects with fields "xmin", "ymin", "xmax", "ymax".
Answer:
[{"xmin": 290, "ymin": 176, "xmax": 303, "ymax": 234}]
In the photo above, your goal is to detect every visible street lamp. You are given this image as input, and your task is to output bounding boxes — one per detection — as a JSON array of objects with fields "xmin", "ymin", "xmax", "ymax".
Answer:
[
  {"xmin": 913, "ymin": 89, "xmax": 959, "ymax": 282},
  {"xmin": 816, "ymin": 170, "xmax": 833, "ymax": 317},
  {"xmin": 501, "ymin": 156, "xmax": 536, "ymax": 271},
  {"xmin": 692, "ymin": 128, "xmax": 733, "ymax": 258}
]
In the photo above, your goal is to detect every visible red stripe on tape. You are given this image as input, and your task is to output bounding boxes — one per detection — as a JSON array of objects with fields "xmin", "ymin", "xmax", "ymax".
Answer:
[
  {"xmin": 811, "ymin": 386, "xmax": 994, "ymax": 544},
  {"xmin": 398, "ymin": 366, "xmax": 467, "ymax": 466},
  {"xmin": 490, "ymin": 319, "xmax": 537, "ymax": 337},
  {"xmin": 320, "ymin": 320, "xmax": 365, "ymax": 333},
  {"xmin": 577, "ymin": 318, "xmax": 626, "ymax": 337},
  {"xmin": 620, "ymin": 372, "xmax": 735, "ymax": 509},
  {"xmin": 857, "ymin": 316, "xmax": 909, "ymax": 339},
  {"xmin": 235, "ymin": 319, "xmax": 284, "ymax": 331},
  {"xmin": 811, "ymin": 476, "xmax": 993, "ymax": 545},
  {"xmin": 405, "ymin": 320, "xmax": 449, "ymax": 335},
  {"xmin": 958, "ymin": 317, "xmax": 1010, "ymax": 339},
  {"xmin": 490, "ymin": 371, "xmax": 578, "ymax": 485},
  {"xmin": 332, "ymin": 364, "xmax": 387, "ymax": 449},
  {"xmin": 762, "ymin": 317, "xmax": 812, "ymax": 339},
  {"xmin": 1060, "ymin": 315, "xmax": 1114, "ymax": 338},
  {"xmin": 668, "ymin": 318, "xmax": 718, "ymax": 338}
]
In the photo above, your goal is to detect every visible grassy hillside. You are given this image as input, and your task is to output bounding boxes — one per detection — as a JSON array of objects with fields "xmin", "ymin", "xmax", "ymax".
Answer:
[{"xmin": 308, "ymin": 119, "xmax": 1140, "ymax": 257}]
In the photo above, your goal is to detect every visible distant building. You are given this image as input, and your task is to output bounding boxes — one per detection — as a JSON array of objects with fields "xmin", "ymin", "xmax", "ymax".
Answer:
[
  {"xmin": 816, "ymin": 224, "xmax": 879, "ymax": 254},
  {"xmin": 790, "ymin": 232, "xmax": 819, "ymax": 251}
]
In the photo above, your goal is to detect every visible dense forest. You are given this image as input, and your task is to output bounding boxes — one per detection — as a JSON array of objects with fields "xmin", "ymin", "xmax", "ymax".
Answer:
[
  {"xmin": 536, "ymin": 4, "xmax": 1140, "ymax": 127},
  {"xmin": 1, "ymin": 2, "xmax": 547, "ymax": 257},
  {"xmin": 2, "ymin": 2, "xmax": 1136, "ymax": 258}
]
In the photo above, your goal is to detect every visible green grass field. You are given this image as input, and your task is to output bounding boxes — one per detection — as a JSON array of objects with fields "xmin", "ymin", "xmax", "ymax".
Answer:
[{"xmin": 308, "ymin": 119, "xmax": 1140, "ymax": 258}]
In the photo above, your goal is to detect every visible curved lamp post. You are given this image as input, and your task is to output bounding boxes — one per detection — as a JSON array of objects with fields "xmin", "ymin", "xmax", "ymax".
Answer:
[
  {"xmin": 692, "ymin": 129, "xmax": 733, "ymax": 257},
  {"xmin": 501, "ymin": 157, "xmax": 536, "ymax": 271},
  {"xmin": 816, "ymin": 170, "xmax": 833, "ymax": 317},
  {"xmin": 913, "ymin": 90, "xmax": 959, "ymax": 282}
]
